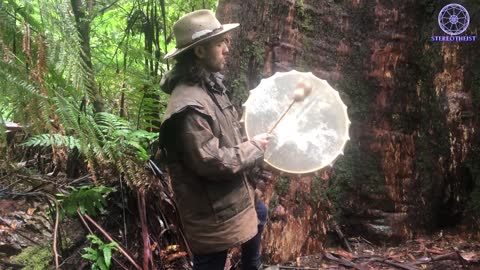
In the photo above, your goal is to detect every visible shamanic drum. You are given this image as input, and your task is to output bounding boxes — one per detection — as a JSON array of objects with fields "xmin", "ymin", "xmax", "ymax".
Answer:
[{"xmin": 242, "ymin": 70, "xmax": 350, "ymax": 175}]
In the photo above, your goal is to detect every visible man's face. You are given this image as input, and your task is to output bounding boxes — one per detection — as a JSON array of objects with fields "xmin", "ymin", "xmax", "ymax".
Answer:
[{"xmin": 196, "ymin": 35, "xmax": 230, "ymax": 72}]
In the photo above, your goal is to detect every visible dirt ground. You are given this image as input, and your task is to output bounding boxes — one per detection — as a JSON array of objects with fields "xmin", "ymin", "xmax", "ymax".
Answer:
[
  {"xmin": 1, "ymin": 194, "xmax": 480, "ymax": 270},
  {"xmin": 265, "ymin": 231, "xmax": 480, "ymax": 270}
]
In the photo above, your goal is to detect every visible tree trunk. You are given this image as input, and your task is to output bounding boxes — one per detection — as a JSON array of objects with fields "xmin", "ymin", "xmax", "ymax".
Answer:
[
  {"xmin": 71, "ymin": 0, "xmax": 104, "ymax": 112},
  {"xmin": 217, "ymin": 0, "xmax": 480, "ymax": 263}
]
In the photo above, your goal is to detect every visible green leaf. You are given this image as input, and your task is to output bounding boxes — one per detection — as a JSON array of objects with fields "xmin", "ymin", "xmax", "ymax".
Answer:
[
  {"xmin": 96, "ymin": 257, "xmax": 108, "ymax": 270},
  {"xmin": 59, "ymin": 185, "xmax": 113, "ymax": 218},
  {"xmin": 82, "ymin": 253, "xmax": 98, "ymax": 261},
  {"xmin": 21, "ymin": 134, "xmax": 80, "ymax": 150},
  {"xmin": 84, "ymin": 247, "xmax": 98, "ymax": 254},
  {"xmin": 87, "ymin": 234, "xmax": 103, "ymax": 245},
  {"xmin": 79, "ymin": 205, "xmax": 86, "ymax": 215},
  {"xmin": 104, "ymin": 242, "xmax": 118, "ymax": 249},
  {"xmin": 103, "ymin": 247, "xmax": 112, "ymax": 268}
]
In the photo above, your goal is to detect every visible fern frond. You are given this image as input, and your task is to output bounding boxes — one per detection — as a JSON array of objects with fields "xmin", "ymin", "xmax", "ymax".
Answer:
[
  {"xmin": 95, "ymin": 112, "xmax": 131, "ymax": 132},
  {"xmin": 22, "ymin": 134, "xmax": 81, "ymax": 150}
]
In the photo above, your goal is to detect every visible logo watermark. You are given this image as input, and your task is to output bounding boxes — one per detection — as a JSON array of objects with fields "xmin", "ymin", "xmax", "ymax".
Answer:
[{"xmin": 431, "ymin": 3, "xmax": 477, "ymax": 42}]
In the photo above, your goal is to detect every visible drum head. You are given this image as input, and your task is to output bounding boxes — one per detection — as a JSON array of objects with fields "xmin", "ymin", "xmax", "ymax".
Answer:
[{"xmin": 243, "ymin": 70, "xmax": 350, "ymax": 174}]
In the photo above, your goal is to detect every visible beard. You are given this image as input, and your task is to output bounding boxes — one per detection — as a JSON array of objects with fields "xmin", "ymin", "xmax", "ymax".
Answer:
[{"xmin": 203, "ymin": 58, "xmax": 224, "ymax": 72}]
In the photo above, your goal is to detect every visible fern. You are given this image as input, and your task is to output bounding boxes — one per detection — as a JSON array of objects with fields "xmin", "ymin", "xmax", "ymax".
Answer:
[
  {"xmin": 21, "ymin": 112, "xmax": 158, "ymax": 165},
  {"xmin": 22, "ymin": 134, "xmax": 81, "ymax": 150},
  {"xmin": 82, "ymin": 234, "xmax": 118, "ymax": 270},
  {"xmin": 2, "ymin": 0, "xmax": 175, "ymax": 183},
  {"xmin": 94, "ymin": 112, "xmax": 158, "ymax": 161},
  {"xmin": 96, "ymin": 112, "xmax": 131, "ymax": 133},
  {"xmin": 57, "ymin": 185, "xmax": 115, "ymax": 217}
]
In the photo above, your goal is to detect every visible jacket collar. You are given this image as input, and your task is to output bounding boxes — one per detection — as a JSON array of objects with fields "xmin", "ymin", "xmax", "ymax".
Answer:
[{"xmin": 204, "ymin": 72, "xmax": 226, "ymax": 94}]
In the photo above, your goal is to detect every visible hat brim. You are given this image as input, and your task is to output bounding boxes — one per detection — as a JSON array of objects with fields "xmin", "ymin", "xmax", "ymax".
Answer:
[{"xmin": 164, "ymin": 23, "xmax": 239, "ymax": 60}]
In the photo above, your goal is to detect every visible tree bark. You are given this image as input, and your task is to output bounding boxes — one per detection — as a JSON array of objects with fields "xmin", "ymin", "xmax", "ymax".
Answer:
[
  {"xmin": 70, "ymin": 0, "xmax": 104, "ymax": 112},
  {"xmin": 217, "ymin": 0, "xmax": 480, "ymax": 263}
]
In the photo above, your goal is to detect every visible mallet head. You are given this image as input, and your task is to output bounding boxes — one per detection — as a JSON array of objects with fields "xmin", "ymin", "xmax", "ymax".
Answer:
[{"xmin": 293, "ymin": 80, "xmax": 313, "ymax": 102}]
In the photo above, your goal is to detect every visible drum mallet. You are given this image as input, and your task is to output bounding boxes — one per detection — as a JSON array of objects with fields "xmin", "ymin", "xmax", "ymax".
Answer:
[{"xmin": 267, "ymin": 81, "xmax": 313, "ymax": 134}]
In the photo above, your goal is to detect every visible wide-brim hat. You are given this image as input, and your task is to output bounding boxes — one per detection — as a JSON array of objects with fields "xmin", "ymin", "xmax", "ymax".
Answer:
[{"xmin": 164, "ymin": 9, "xmax": 239, "ymax": 60}]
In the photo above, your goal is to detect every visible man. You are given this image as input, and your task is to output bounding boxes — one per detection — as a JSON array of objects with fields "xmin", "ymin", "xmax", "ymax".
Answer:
[{"xmin": 158, "ymin": 9, "xmax": 270, "ymax": 270}]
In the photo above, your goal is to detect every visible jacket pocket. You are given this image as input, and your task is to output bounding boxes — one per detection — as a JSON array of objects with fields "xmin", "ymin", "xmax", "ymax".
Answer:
[{"xmin": 205, "ymin": 177, "xmax": 252, "ymax": 223}]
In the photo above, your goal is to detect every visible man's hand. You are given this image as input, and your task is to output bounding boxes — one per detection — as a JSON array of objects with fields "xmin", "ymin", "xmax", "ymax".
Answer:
[{"xmin": 252, "ymin": 133, "xmax": 272, "ymax": 151}]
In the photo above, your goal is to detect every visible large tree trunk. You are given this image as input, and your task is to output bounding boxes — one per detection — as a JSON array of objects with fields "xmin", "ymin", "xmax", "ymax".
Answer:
[{"xmin": 217, "ymin": 0, "xmax": 480, "ymax": 263}]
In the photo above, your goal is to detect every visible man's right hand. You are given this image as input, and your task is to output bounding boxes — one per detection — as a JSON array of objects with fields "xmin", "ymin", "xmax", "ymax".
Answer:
[{"xmin": 252, "ymin": 133, "xmax": 272, "ymax": 151}]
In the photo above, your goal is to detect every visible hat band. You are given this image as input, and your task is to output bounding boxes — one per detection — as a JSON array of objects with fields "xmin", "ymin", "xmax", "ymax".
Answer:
[{"xmin": 176, "ymin": 26, "xmax": 224, "ymax": 49}]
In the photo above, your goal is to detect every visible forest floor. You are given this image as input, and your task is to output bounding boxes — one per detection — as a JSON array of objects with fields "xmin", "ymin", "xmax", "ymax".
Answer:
[
  {"xmin": 267, "ymin": 231, "xmax": 480, "ymax": 270},
  {"xmin": 2, "ymin": 190, "xmax": 480, "ymax": 270}
]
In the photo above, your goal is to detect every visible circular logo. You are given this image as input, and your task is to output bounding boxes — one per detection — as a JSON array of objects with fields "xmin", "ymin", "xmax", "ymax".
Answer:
[{"xmin": 438, "ymin": 4, "xmax": 470, "ymax": 35}]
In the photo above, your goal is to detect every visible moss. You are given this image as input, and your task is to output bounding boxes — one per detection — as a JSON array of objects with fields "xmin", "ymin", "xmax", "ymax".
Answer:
[
  {"xmin": 294, "ymin": 0, "xmax": 314, "ymax": 33},
  {"xmin": 245, "ymin": 41, "xmax": 265, "ymax": 66},
  {"xmin": 275, "ymin": 176, "xmax": 290, "ymax": 197},
  {"xmin": 272, "ymin": 0, "xmax": 291, "ymax": 18},
  {"xmin": 230, "ymin": 77, "xmax": 249, "ymax": 106},
  {"xmin": 294, "ymin": 189, "xmax": 302, "ymax": 203},
  {"xmin": 268, "ymin": 193, "xmax": 279, "ymax": 217},
  {"xmin": 10, "ymin": 245, "xmax": 53, "ymax": 270},
  {"xmin": 408, "ymin": 7, "xmax": 452, "ymax": 228},
  {"xmin": 230, "ymin": 40, "xmax": 266, "ymax": 106},
  {"xmin": 306, "ymin": 177, "xmax": 327, "ymax": 206},
  {"xmin": 328, "ymin": 140, "xmax": 386, "ymax": 220}
]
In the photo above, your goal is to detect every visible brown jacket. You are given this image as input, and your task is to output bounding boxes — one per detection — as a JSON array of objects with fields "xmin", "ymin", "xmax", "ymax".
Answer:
[{"xmin": 159, "ymin": 72, "xmax": 264, "ymax": 254}]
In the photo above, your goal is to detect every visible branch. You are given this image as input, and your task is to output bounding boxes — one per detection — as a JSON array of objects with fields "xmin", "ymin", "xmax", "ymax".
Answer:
[
  {"xmin": 373, "ymin": 258, "xmax": 419, "ymax": 270},
  {"xmin": 77, "ymin": 210, "xmax": 142, "ymax": 270},
  {"xmin": 323, "ymin": 251, "xmax": 367, "ymax": 270},
  {"xmin": 138, "ymin": 189, "xmax": 157, "ymax": 270},
  {"xmin": 262, "ymin": 265, "xmax": 320, "ymax": 270},
  {"xmin": 53, "ymin": 202, "xmax": 60, "ymax": 269},
  {"xmin": 76, "ymin": 210, "xmax": 129, "ymax": 270},
  {"xmin": 333, "ymin": 222, "xmax": 352, "ymax": 253},
  {"xmin": 94, "ymin": 0, "xmax": 121, "ymax": 18},
  {"xmin": 414, "ymin": 251, "xmax": 469, "ymax": 266}
]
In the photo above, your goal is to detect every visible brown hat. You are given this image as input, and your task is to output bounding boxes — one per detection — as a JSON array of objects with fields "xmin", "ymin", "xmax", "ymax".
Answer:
[{"xmin": 164, "ymin": 10, "xmax": 239, "ymax": 60}]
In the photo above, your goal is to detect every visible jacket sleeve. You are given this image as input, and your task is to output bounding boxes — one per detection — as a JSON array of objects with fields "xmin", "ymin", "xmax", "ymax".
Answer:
[{"xmin": 178, "ymin": 109, "xmax": 264, "ymax": 179}]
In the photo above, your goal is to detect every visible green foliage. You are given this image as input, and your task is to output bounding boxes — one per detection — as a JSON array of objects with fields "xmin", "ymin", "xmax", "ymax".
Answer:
[
  {"xmin": 0, "ymin": 1, "xmax": 218, "ymax": 268},
  {"xmin": 268, "ymin": 193, "xmax": 279, "ymax": 215},
  {"xmin": 275, "ymin": 176, "xmax": 291, "ymax": 197},
  {"xmin": 95, "ymin": 112, "xmax": 158, "ymax": 161},
  {"xmin": 22, "ymin": 134, "xmax": 81, "ymax": 150},
  {"xmin": 0, "ymin": 0, "xmax": 217, "ymax": 168},
  {"xmin": 82, "ymin": 234, "xmax": 118, "ymax": 270},
  {"xmin": 10, "ymin": 245, "xmax": 52, "ymax": 270},
  {"xmin": 306, "ymin": 176, "xmax": 329, "ymax": 205},
  {"xmin": 230, "ymin": 41, "xmax": 265, "ymax": 106},
  {"xmin": 20, "ymin": 111, "xmax": 158, "ymax": 166},
  {"xmin": 57, "ymin": 185, "xmax": 114, "ymax": 217}
]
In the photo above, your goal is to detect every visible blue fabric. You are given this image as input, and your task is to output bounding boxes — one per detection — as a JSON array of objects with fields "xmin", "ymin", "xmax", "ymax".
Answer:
[
  {"xmin": 193, "ymin": 249, "xmax": 228, "ymax": 270},
  {"xmin": 193, "ymin": 200, "xmax": 268, "ymax": 270},
  {"xmin": 256, "ymin": 200, "xmax": 268, "ymax": 227}
]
